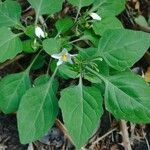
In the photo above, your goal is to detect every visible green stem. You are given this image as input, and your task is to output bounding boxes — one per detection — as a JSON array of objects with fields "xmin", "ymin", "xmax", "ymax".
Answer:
[
  {"xmin": 86, "ymin": 66, "xmax": 107, "ymax": 83},
  {"xmin": 46, "ymin": 58, "xmax": 52, "ymax": 74},
  {"xmin": 69, "ymin": 38, "xmax": 81, "ymax": 44},
  {"xmin": 50, "ymin": 66, "xmax": 58, "ymax": 81},
  {"xmin": 26, "ymin": 50, "xmax": 42, "ymax": 72},
  {"xmin": 55, "ymin": 32, "xmax": 61, "ymax": 39},
  {"xmin": 75, "ymin": 7, "xmax": 81, "ymax": 22},
  {"xmin": 47, "ymin": 66, "xmax": 58, "ymax": 87}
]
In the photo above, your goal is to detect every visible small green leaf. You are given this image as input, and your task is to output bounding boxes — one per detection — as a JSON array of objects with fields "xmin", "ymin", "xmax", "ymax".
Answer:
[
  {"xmin": 17, "ymin": 78, "xmax": 59, "ymax": 144},
  {"xmin": 93, "ymin": 17, "xmax": 123, "ymax": 36},
  {"xmin": 68, "ymin": 0, "xmax": 94, "ymax": 8},
  {"xmin": 55, "ymin": 17, "xmax": 74, "ymax": 34},
  {"xmin": 98, "ymin": 29, "xmax": 150, "ymax": 71},
  {"xmin": 80, "ymin": 30, "xmax": 99, "ymax": 47},
  {"xmin": 22, "ymin": 40, "xmax": 35, "ymax": 53},
  {"xmin": 105, "ymin": 72, "xmax": 150, "ymax": 123},
  {"xmin": 0, "ymin": 72, "xmax": 31, "ymax": 114},
  {"xmin": 28, "ymin": 0, "xmax": 63, "ymax": 19},
  {"xmin": 135, "ymin": 15, "xmax": 148, "ymax": 27},
  {"xmin": 59, "ymin": 80, "xmax": 103, "ymax": 149},
  {"xmin": 34, "ymin": 75, "xmax": 50, "ymax": 86},
  {"xmin": 43, "ymin": 38, "xmax": 61, "ymax": 55},
  {"xmin": 0, "ymin": 0, "xmax": 21, "ymax": 27},
  {"xmin": 78, "ymin": 47, "xmax": 98, "ymax": 60},
  {"xmin": 0, "ymin": 27, "xmax": 22, "ymax": 63},
  {"xmin": 92, "ymin": 0, "xmax": 125, "ymax": 17},
  {"xmin": 58, "ymin": 64, "xmax": 79, "ymax": 79},
  {"xmin": 25, "ymin": 25, "xmax": 36, "ymax": 38}
]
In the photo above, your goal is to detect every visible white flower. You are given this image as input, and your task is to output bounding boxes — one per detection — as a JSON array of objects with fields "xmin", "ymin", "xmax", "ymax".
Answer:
[
  {"xmin": 90, "ymin": 13, "xmax": 102, "ymax": 21},
  {"xmin": 51, "ymin": 49, "xmax": 75, "ymax": 66},
  {"xmin": 35, "ymin": 26, "xmax": 45, "ymax": 38}
]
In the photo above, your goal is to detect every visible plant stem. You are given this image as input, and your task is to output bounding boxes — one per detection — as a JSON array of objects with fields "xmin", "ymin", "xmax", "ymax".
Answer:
[
  {"xmin": 26, "ymin": 50, "xmax": 42, "ymax": 72},
  {"xmin": 120, "ymin": 120, "xmax": 132, "ymax": 150},
  {"xmin": 49, "ymin": 66, "xmax": 58, "ymax": 82},
  {"xmin": 86, "ymin": 66, "xmax": 107, "ymax": 82},
  {"xmin": 90, "ymin": 127, "xmax": 117, "ymax": 149},
  {"xmin": 69, "ymin": 38, "xmax": 81, "ymax": 44},
  {"xmin": 46, "ymin": 58, "xmax": 52, "ymax": 74},
  {"xmin": 75, "ymin": 7, "xmax": 81, "ymax": 22}
]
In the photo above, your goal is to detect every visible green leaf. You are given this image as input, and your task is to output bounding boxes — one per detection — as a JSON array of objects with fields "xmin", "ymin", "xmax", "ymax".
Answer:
[
  {"xmin": 105, "ymin": 72, "xmax": 150, "ymax": 123},
  {"xmin": 17, "ymin": 77, "xmax": 59, "ymax": 144},
  {"xmin": 93, "ymin": 17, "xmax": 123, "ymax": 36},
  {"xmin": 0, "ymin": 72, "xmax": 31, "ymax": 114},
  {"xmin": 85, "ymin": 60, "xmax": 109, "ymax": 83},
  {"xmin": 58, "ymin": 63, "xmax": 79, "ymax": 79},
  {"xmin": 0, "ymin": 0, "xmax": 21, "ymax": 27},
  {"xmin": 22, "ymin": 40, "xmax": 35, "ymax": 53},
  {"xmin": 78, "ymin": 47, "xmax": 97, "ymax": 59},
  {"xmin": 80, "ymin": 30, "xmax": 99, "ymax": 47},
  {"xmin": 0, "ymin": 27, "xmax": 22, "ymax": 63},
  {"xmin": 55, "ymin": 17, "xmax": 74, "ymax": 34},
  {"xmin": 135, "ymin": 15, "xmax": 148, "ymax": 27},
  {"xmin": 59, "ymin": 80, "xmax": 103, "ymax": 149},
  {"xmin": 28, "ymin": 0, "xmax": 63, "ymax": 18},
  {"xmin": 92, "ymin": 0, "xmax": 125, "ymax": 17},
  {"xmin": 34, "ymin": 75, "xmax": 50, "ymax": 86},
  {"xmin": 98, "ymin": 29, "xmax": 150, "ymax": 71},
  {"xmin": 34, "ymin": 75, "xmax": 59, "ymax": 92},
  {"xmin": 25, "ymin": 25, "xmax": 36, "ymax": 38},
  {"xmin": 68, "ymin": 0, "xmax": 94, "ymax": 8},
  {"xmin": 43, "ymin": 38, "xmax": 61, "ymax": 55}
]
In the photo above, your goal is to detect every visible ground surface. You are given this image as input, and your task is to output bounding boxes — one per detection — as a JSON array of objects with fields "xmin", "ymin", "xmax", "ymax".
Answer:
[{"xmin": 0, "ymin": 0, "xmax": 150, "ymax": 150}]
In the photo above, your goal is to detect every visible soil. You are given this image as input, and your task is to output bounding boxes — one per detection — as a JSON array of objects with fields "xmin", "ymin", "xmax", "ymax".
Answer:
[{"xmin": 0, "ymin": 0, "xmax": 150, "ymax": 150}]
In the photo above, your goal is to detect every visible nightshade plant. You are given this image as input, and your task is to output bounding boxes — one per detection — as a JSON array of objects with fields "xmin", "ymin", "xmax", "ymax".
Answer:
[{"xmin": 0, "ymin": 0, "xmax": 150, "ymax": 149}]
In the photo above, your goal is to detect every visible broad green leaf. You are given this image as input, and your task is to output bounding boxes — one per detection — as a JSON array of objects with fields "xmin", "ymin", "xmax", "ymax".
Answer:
[
  {"xmin": 93, "ymin": 17, "xmax": 123, "ymax": 36},
  {"xmin": 0, "ymin": 27, "xmax": 22, "ymax": 63},
  {"xmin": 105, "ymin": 72, "xmax": 150, "ymax": 123},
  {"xmin": 34, "ymin": 75, "xmax": 59, "ymax": 92},
  {"xmin": 0, "ymin": 72, "xmax": 31, "ymax": 114},
  {"xmin": 17, "ymin": 78, "xmax": 59, "ymax": 144},
  {"xmin": 0, "ymin": 0, "xmax": 21, "ymax": 27},
  {"xmin": 43, "ymin": 38, "xmax": 61, "ymax": 55},
  {"xmin": 92, "ymin": 0, "xmax": 125, "ymax": 17},
  {"xmin": 28, "ymin": 0, "xmax": 63, "ymax": 18},
  {"xmin": 68, "ymin": 0, "xmax": 94, "ymax": 8},
  {"xmin": 55, "ymin": 17, "xmax": 74, "ymax": 34},
  {"xmin": 59, "ymin": 81, "xmax": 103, "ymax": 149},
  {"xmin": 98, "ymin": 29, "xmax": 150, "ymax": 71}
]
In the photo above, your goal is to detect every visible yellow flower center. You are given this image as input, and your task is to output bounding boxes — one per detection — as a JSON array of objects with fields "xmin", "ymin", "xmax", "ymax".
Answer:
[{"xmin": 61, "ymin": 54, "xmax": 68, "ymax": 62}]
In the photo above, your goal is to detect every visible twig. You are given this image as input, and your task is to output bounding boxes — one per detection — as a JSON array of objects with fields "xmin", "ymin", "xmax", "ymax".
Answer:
[
  {"xmin": 55, "ymin": 119, "xmax": 74, "ymax": 145},
  {"xmin": 90, "ymin": 127, "xmax": 117, "ymax": 149},
  {"xmin": 0, "ymin": 54, "xmax": 25, "ymax": 70},
  {"xmin": 120, "ymin": 120, "xmax": 132, "ymax": 150}
]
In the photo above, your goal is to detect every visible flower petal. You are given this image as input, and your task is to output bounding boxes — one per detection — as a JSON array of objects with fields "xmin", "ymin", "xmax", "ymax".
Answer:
[
  {"xmin": 57, "ymin": 60, "xmax": 63, "ymax": 66},
  {"xmin": 35, "ymin": 26, "xmax": 45, "ymax": 38},
  {"xmin": 61, "ymin": 48, "xmax": 68, "ymax": 54},
  {"xmin": 90, "ymin": 13, "xmax": 102, "ymax": 21},
  {"xmin": 67, "ymin": 55, "xmax": 73, "ymax": 64},
  {"xmin": 51, "ymin": 54, "xmax": 61, "ymax": 59}
]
